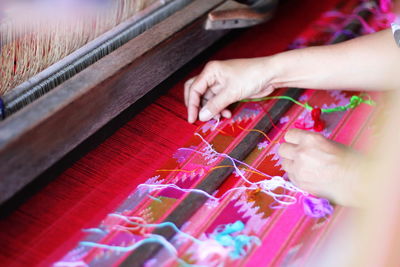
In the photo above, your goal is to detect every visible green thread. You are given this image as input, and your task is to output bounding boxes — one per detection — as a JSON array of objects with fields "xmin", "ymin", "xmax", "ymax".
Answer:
[
  {"xmin": 241, "ymin": 94, "xmax": 375, "ymax": 113},
  {"xmin": 321, "ymin": 95, "xmax": 375, "ymax": 113}
]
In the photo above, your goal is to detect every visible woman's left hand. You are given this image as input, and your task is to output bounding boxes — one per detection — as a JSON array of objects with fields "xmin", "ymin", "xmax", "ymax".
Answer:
[{"xmin": 278, "ymin": 128, "xmax": 361, "ymax": 206}]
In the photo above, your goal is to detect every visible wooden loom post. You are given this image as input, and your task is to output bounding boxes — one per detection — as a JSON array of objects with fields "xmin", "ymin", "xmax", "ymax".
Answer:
[{"xmin": 120, "ymin": 8, "xmax": 372, "ymax": 267}]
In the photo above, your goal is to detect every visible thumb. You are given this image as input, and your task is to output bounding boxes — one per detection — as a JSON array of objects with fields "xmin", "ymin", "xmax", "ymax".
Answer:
[{"xmin": 199, "ymin": 89, "xmax": 235, "ymax": 121}]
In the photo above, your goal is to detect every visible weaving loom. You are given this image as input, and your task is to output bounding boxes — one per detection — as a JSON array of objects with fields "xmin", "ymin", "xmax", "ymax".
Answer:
[
  {"xmin": 0, "ymin": 0, "xmax": 389, "ymax": 266},
  {"xmin": 0, "ymin": 0, "xmax": 281, "ymax": 204}
]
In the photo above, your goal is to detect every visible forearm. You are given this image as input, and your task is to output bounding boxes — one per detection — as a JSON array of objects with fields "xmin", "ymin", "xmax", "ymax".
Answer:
[{"xmin": 268, "ymin": 29, "xmax": 400, "ymax": 91}]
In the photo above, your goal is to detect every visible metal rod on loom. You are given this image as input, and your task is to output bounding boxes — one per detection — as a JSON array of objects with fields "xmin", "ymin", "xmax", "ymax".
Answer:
[
  {"xmin": 118, "ymin": 7, "xmax": 372, "ymax": 267},
  {"xmin": 0, "ymin": 0, "xmax": 200, "ymax": 119}
]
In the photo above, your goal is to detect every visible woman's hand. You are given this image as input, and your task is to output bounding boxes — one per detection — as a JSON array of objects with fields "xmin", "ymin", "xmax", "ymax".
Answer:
[
  {"xmin": 278, "ymin": 129, "xmax": 361, "ymax": 206},
  {"xmin": 185, "ymin": 30, "xmax": 400, "ymax": 124},
  {"xmin": 184, "ymin": 58, "xmax": 278, "ymax": 123}
]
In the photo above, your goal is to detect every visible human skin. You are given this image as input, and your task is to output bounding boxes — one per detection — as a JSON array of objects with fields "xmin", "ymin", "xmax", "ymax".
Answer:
[{"xmin": 184, "ymin": 29, "xmax": 400, "ymax": 205}]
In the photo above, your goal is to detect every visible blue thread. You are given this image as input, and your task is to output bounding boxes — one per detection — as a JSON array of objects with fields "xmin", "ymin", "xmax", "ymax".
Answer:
[
  {"xmin": 214, "ymin": 221, "xmax": 261, "ymax": 259},
  {"xmin": 0, "ymin": 97, "xmax": 5, "ymax": 120},
  {"xmin": 80, "ymin": 234, "xmax": 202, "ymax": 266},
  {"xmin": 148, "ymin": 195, "xmax": 162, "ymax": 202},
  {"xmin": 82, "ymin": 228, "xmax": 108, "ymax": 235}
]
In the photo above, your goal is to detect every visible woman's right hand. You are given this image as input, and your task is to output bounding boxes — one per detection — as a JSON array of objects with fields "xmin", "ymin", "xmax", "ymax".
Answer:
[{"xmin": 184, "ymin": 57, "xmax": 279, "ymax": 123}]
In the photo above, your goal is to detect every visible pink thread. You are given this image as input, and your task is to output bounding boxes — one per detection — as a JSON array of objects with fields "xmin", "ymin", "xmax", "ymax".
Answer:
[{"xmin": 380, "ymin": 0, "xmax": 392, "ymax": 13}]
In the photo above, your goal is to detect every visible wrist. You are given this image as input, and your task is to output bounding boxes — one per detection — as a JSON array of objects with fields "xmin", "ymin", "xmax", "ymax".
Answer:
[{"xmin": 264, "ymin": 51, "xmax": 292, "ymax": 88}]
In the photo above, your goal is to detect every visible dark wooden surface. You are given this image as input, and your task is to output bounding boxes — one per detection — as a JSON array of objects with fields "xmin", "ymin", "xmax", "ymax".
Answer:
[
  {"xmin": 0, "ymin": 0, "xmax": 228, "ymax": 205},
  {"xmin": 120, "ymin": 88, "xmax": 303, "ymax": 267}
]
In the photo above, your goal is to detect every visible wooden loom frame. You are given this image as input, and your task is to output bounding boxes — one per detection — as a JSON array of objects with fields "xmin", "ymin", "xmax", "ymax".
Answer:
[{"xmin": 0, "ymin": 0, "xmax": 237, "ymax": 205}]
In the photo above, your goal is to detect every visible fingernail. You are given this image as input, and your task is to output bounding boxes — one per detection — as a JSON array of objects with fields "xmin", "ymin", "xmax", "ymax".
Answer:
[
  {"xmin": 199, "ymin": 108, "xmax": 212, "ymax": 121},
  {"xmin": 188, "ymin": 114, "xmax": 194, "ymax": 124},
  {"xmin": 222, "ymin": 110, "xmax": 231, "ymax": 119}
]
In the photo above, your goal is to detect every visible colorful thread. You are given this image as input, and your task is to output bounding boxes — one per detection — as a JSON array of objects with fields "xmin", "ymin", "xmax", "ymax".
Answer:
[
  {"xmin": 107, "ymin": 214, "xmax": 258, "ymax": 261},
  {"xmin": 303, "ymin": 196, "xmax": 334, "ymax": 218},
  {"xmin": 192, "ymin": 133, "xmax": 333, "ymax": 217},
  {"xmin": 80, "ymin": 234, "xmax": 199, "ymax": 266},
  {"xmin": 82, "ymin": 228, "xmax": 108, "ymax": 235},
  {"xmin": 176, "ymin": 134, "xmax": 308, "ymax": 206},
  {"xmin": 214, "ymin": 221, "xmax": 261, "ymax": 259},
  {"xmin": 242, "ymin": 94, "xmax": 375, "ymax": 131},
  {"xmin": 0, "ymin": 97, "xmax": 5, "ymax": 120},
  {"xmin": 241, "ymin": 94, "xmax": 375, "ymax": 114},
  {"xmin": 157, "ymin": 165, "xmax": 273, "ymax": 180},
  {"xmin": 237, "ymin": 125, "xmax": 277, "ymax": 144},
  {"xmin": 311, "ymin": 108, "xmax": 325, "ymax": 132},
  {"xmin": 140, "ymin": 182, "xmax": 297, "ymax": 206},
  {"xmin": 148, "ymin": 195, "xmax": 162, "ymax": 202},
  {"xmin": 109, "ymin": 213, "xmax": 202, "ymax": 244}
]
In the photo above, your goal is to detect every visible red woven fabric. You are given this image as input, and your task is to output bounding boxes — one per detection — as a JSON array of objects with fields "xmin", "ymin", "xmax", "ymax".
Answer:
[{"xmin": 0, "ymin": 0, "xmax": 342, "ymax": 265}]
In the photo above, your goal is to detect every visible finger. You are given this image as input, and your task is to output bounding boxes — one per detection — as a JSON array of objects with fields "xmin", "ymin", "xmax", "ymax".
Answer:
[
  {"xmin": 278, "ymin": 143, "xmax": 297, "ymax": 160},
  {"xmin": 201, "ymin": 90, "xmax": 216, "ymax": 107},
  {"xmin": 284, "ymin": 128, "xmax": 311, "ymax": 144},
  {"xmin": 187, "ymin": 86, "xmax": 202, "ymax": 123},
  {"xmin": 188, "ymin": 92, "xmax": 201, "ymax": 124},
  {"xmin": 190, "ymin": 70, "xmax": 213, "ymax": 98},
  {"xmin": 281, "ymin": 158, "xmax": 294, "ymax": 173},
  {"xmin": 199, "ymin": 89, "xmax": 234, "ymax": 121},
  {"xmin": 187, "ymin": 77, "xmax": 212, "ymax": 123},
  {"xmin": 188, "ymin": 105, "xmax": 200, "ymax": 124},
  {"xmin": 184, "ymin": 77, "xmax": 196, "ymax": 107},
  {"xmin": 221, "ymin": 109, "xmax": 232, "ymax": 119}
]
